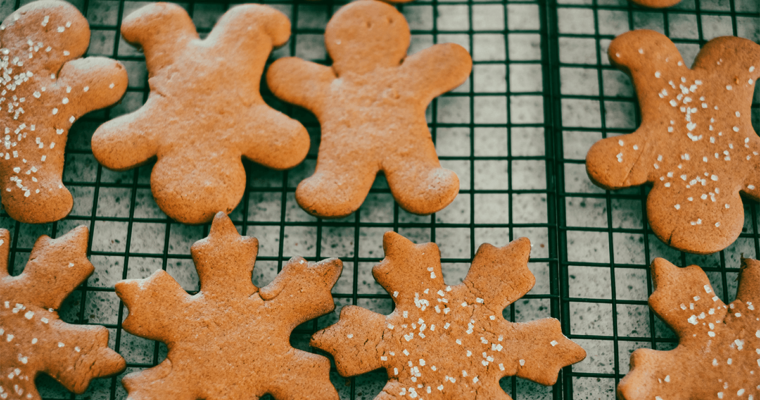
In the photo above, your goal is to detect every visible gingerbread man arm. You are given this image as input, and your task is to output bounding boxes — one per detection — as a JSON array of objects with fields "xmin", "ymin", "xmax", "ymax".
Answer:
[
  {"xmin": 205, "ymin": 3, "xmax": 291, "ymax": 56},
  {"xmin": 266, "ymin": 58, "xmax": 335, "ymax": 117},
  {"xmin": 398, "ymin": 43, "xmax": 472, "ymax": 105},
  {"xmin": 692, "ymin": 36, "xmax": 760, "ymax": 84},
  {"xmin": 204, "ymin": 3, "xmax": 291, "ymax": 107},
  {"xmin": 239, "ymin": 105, "xmax": 310, "ymax": 170},
  {"xmin": 120, "ymin": 2, "xmax": 199, "ymax": 73},
  {"xmin": 57, "ymin": 57, "xmax": 128, "ymax": 117},
  {"xmin": 586, "ymin": 30, "xmax": 682, "ymax": 190},
  {"xmin": 91, "ymin": 95, "xmax": 163, "ymax": 171}
]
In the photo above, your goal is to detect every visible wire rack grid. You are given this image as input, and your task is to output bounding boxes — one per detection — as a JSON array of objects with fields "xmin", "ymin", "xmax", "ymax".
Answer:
[{"xmin": 0, "ymin": 0, "xmax": 758, "ymax": 399}]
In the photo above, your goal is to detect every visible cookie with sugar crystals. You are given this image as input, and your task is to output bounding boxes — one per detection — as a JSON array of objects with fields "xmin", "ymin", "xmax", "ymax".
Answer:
[
  {"xmin": 115, "ymin": 212, "xmax": 342, "ymax": 399},
  {"xmin": 0, "ymin": 0, "xmax": 127, "ymax": 224},
  {"xmin": 618, "ymin": 257, "xmax": 760, "ymax": 400},
  {"xmin": 311, "ymin": 232, "xmax": 586, "ymax": 399},
  {"xmin": 92, "ymin": 2, "xmax": 309, "ymax": 224},
  {"xmin": 0, "ymin": 226, "xmax": 126, "ymax": 400},
  {"xmin": 267, "ymin": 0, "xmax": 471, "ymax": 219},
  {"xmin": 586, "ymin": 30, "xmax": 760, "ymax": 254}
]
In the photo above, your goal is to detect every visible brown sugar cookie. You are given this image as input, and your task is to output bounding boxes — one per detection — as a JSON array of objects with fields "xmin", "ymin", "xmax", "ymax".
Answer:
[
  {"xmin": 630, "ymin": 0, "xmax": 682, "ymax": 8},
  {"xmin": 0, "ymin": 0, "xmax": 127, "ymax": 224},
  {"xmin": 618, "ymin": 257, "xmax": 760, "ymax": 400},
  {"xmin": 585, "ymin": 30, "xmax": 760, "ymax": 254},
  {"xmin": 0, "ymin": 226, "xmax": 126, "ymax": 399},
  {"xmin": 115, "ymin": 212, "xmax": 342, "ymax": 399},
  {"xmin": 311, "ymin": 232, "xmax": 586, "ymax": 399},
  {"xmin": 92, "ymin": 3, "xmax": 309, "ymax": 225},
  {"xmin": 267, "ymin": 0, "xmax": 471, "ymax": 219}
]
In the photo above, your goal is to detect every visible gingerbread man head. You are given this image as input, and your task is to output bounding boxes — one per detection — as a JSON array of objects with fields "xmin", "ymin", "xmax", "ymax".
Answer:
[{"xmin": 325, "ymin": 0, "xmax": 411, "ymax": 76}]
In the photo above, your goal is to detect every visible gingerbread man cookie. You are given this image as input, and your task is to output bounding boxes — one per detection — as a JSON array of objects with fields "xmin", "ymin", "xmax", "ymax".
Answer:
[
  {"xmin": 311, "ymin": 232, "xmax": 586, "ymax": 399},
  {"xmin": 0, "ymin": 0, "xmax": 127, "ymax": 224},
  {"xmin": 630, "ymin": 0, "xmax": 682, "ymax": 8},
  {"xmin": 115, "ymin": 212, "xmax": 342, "ymax": 399},
  {"xmin": 0, "ymin": 226, "xmax": 126, "ymax": 400},
  {"xmin": 619, "ymin": 257, "xmax": 760, "ymax": 400},
  {"xmin": 92, "ymin": 3, "xmax": 309, "ymax": 224},
  {"xmin": 586, "ymin": 30, "xmax": 760, "ymax": 254},
  {"xmin": 267, "ymin": 0, "xmax": 471, "ymax": 218}
]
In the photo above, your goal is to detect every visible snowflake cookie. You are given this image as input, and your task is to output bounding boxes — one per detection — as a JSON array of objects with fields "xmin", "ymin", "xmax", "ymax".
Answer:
[
  {"xmin": 0, "ymin": 226, "xmax": 126, "ymax": 400},
  {"xmin": 311, "ymin": 232, "xmax": 586, "ymax": 399},
  {"xmin": 115, "ymin": 212, "xmax": 342, "ymax": 399},
  {"xmin": 0, "ymin": 0, "xmax": 127, "ymax": 224},
  {"xmin": 92, "ymin": 3, "xmax": 309, "ymax": 224},
  {"xmin": 619, "ymin": 257, "xmax": 760, "ymax": 400},
  {"xmin": 586, "ymin": 30, "xmax": 760, "ymax": 254}
]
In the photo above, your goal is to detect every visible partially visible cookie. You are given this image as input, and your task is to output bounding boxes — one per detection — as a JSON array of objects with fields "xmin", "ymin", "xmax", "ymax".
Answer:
[
  {"xmin": 0, "ymin": 0, "xmax": 127, "ymax": 224},
  {"xmin": 92, "ymin": 3, "xmax": 309, "ymax": 224},
  {"xmin": 618, "ymin": 257, "xmax": 760, "ymax": 400},
  {"xmin": 0, "ymin": 226, "xmax": 126, "ymax": 399},
  {"xmin": 115, "ymin": 212, "xmax": 342, "ymax": 399},
  {"xmin": 267, "ymin": 0, "xmax": 471, "ymax": 218},
  {"xmin": 586, "ymin": 30, "xmax": 760, "ymax": 254},
  {"xmin": 311, "ymin": 232, "xmax": 585, "ymax": 399},
  {"xmin": 630, "ymin": 0, "xmax": 682, "ymax": 8}
]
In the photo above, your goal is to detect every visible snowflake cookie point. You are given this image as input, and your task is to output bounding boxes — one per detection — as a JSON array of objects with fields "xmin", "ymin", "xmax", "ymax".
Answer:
[
  {"xmin": 0, "ymin": 226, "xmax": 126, "ymax": 397},
  {"xmin": 587, "ymin": 29, "xmax": 760, "ymax": 254},
  {"xmin": 115, "ymin": 213, "xmax": 341, "ymax": 399},
  {"xmin": 312, "ymin": 232, "xmax": 585, "ymax": 399},
  {"xmin": 619, "ymin": 258, "xmax": 760, "ymax": 400}
]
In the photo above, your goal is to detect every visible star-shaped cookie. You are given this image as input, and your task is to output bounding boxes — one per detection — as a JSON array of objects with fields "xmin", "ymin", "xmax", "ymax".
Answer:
[
  {"xmin": 115, "ymin": 212, "xmax": 342, "ymax": 399},
  {"xmin": 0, "ymin": 0, "xmax": 127, "ymax": 224},
  {"xmin": 0, "ymin": 226, "xmax": 126, "ymax": 400},
  {"xmin": 618, "ymin": 257, "xmax": 760, "ymax": 400},
  {"xmin": 267, "ymin": 0, "xmax": 471, "ymax": 218},
  {"xmin": 311, "ymin": 232, "xmax": 586, "ymax": 399},
  {"xmin": 92, "ymin": 3, "xmax": 309, "ymax": 224},
  {"xmin": 586, "ymin": 30, "xmax": 760, "ymax": 254}
]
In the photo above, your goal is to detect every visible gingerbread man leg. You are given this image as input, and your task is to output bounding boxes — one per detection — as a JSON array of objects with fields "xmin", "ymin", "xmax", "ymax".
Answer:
[
  {"xmin": 646, "ymin": 182, "xmax": 745, "ymax": 255},
  {"xmin": 296, "ymin": 147, "xmax": 379, "ymax": 218},
  {"xmin": 382, "ymin": 138, "xmax": 460, "ymax": 215},
  {"xmin": 263, "ymin": 351, "xmax": 339, "ymax": 400},
  {"xmin": 151, "ymin": 146, "xmax": 247, "ymax": 224}
]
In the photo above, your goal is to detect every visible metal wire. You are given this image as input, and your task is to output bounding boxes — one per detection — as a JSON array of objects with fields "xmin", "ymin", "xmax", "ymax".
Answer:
[{"xmin": 2, "ymin": 0, "xmax": 758, "ymax": 399}]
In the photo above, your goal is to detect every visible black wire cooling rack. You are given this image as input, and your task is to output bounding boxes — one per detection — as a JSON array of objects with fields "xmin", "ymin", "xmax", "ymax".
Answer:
[{"xmin": 2, "ymin": 0, "xmax": 759, "ymax": 399}]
